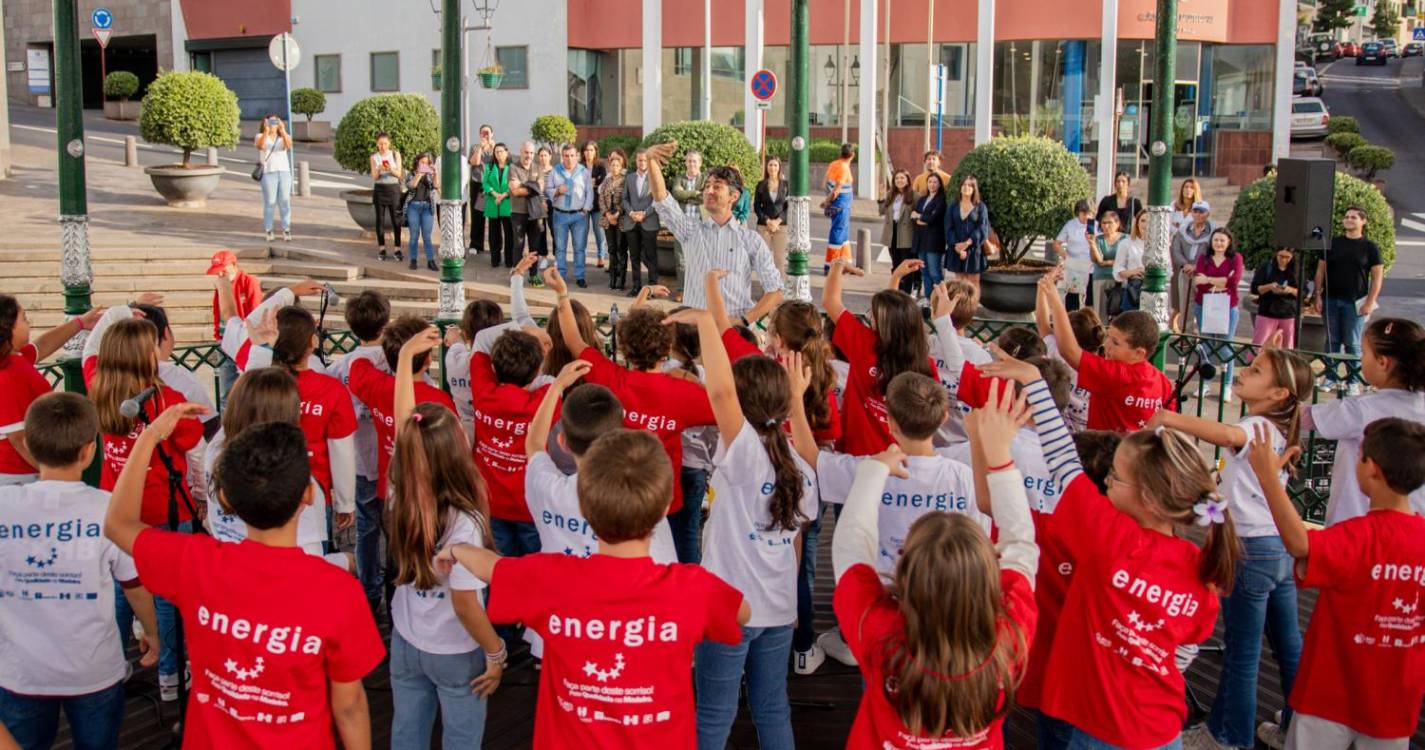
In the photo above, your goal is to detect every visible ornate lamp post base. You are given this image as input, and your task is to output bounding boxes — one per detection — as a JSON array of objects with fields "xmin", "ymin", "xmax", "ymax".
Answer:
[
  {"xmin": 437, "ymin": 198, "xmax": 466, "ymax": 322},
  {"xmin": 786, "ymin": 196, "xmax": 812, "ymax": 302}
]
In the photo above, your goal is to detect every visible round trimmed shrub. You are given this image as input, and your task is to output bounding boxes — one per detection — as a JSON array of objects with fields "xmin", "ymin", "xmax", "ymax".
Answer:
[
  {"xmin": 762, "ymin": 137, "xmax": 845, "ymax": 164},
  {"xmin": 103, "ymin": 71, "xmax": 140, "ymax": 100},
  {"xmin": 139, "ymin": 71, "xmax": 240, "ymax": 166},
  {"xmin": 290, "ymin": 88, "xmax": 327, "ymax": 122},
  {"xmin": 530, "ymin": 115, "xmax": 578, "ymax": 147},
  {"xmin": 641, "ymin": 121, "xmax": 759, "ymax": 188},
  {"xmin": 1325, "ymin": 115, "xmax": 1359, "ymax": 136},
  {"xmin": 1347, "ymin": 144, "xmax": 1394, "ymax": 180},
  {"xmin": 1324, "ymin": 131, "xmax": 1365, "ymax": 158},
  {"xmin": 949, "ymin": 135, "xmax": 1093, "ymax": 265},
  {"xmin": 333, "ymin": 94, "xmax": 440, "ymax": 174},
  {"xmin": 1227, "ymin": 171, "xmax": 1395, "ymax": 274},
  {"xmin": 597, "ymin": 133, "xmax": 642, "ymax": 160}
]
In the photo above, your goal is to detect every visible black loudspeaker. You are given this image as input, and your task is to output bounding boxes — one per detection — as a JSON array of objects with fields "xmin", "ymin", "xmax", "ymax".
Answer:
[{"xmin": 1274, "ymin": 158, "xmax": 1335, "ymax": 253}]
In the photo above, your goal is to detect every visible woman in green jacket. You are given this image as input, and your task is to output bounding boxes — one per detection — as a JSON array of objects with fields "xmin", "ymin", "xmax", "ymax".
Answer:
[{"xmin": 482, "ymin": 142, "xmax": 515, "ymax": 268}]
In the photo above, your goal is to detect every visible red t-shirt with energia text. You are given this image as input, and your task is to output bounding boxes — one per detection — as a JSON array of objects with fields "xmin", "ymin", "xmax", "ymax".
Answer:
[
  {"xmin": 830, "ymin": 310, "xmax": 938, "ymax": 456},
  {"xmin": 346, "ymin": 358, "xmax": 457, "ymax": 500},
  {"xmin": 720, "ymin": 330, "xmax": 842, "ymax": 446},
  {"xmin": 486, "ymin": 553, "xmax": 743, "ymax": 750},
  {"xmin": 470, "ymin": 351, "xmax": 555, "ymax": 522},
  {"xmin": 294, "ymin": 369, "xmax": 357, "ymax": 496},
  {"xmin": 1039, "ymin": 474, "xmax": 1218, "ymax": 749},
  {"xmin": 578, "ymin": 348, "xmax": 714, "ymax": 513},
  {"xmin": 1291, "ymin": 510, "xmax": 1425, "ymax": 739},
  {"xmin": 0, "ymin": 345, "xmax": 51, "ymax": 475},
  {"xmin": 1075, "ymin": 352, "xmax": 1175, "ymax": 433},
  {"xmin": 133, "ymin": 529, "xmax": 384, "ymax": 749},
  {"xmin": 834, "ymin": 563, "xmax": 1036, "ymax": 749}
]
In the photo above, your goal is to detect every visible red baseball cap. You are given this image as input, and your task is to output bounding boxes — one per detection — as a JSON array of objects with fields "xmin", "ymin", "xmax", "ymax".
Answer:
[{"xmin": 205, "ymin": 249, "xmax": 238, "ymax": 275}]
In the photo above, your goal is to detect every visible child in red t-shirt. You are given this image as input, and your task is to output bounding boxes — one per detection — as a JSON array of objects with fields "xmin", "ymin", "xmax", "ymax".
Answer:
[
  {"xmin": 981, "ymin": 354, "xmax": 1237, "ymax": 750},
  {"xmin": 831, "ymin": 380, "xmax": 1038, "ymax": 749},
  {"xmin": 822, "ymin": 260, "xmax": 938, "ymax": 455},
  {"xmin": 1247, "ymin": 417, "xmax": 1425, "ymax": 748},
  {"xmin": 547, "ymin": 268, "xmax": 715, "ymax": 517},
  {"xmin": 104, "ymin": 407, "xmax": 383, "ymax": 749},
  {"xmin": 1039, "ymin": 267, "xmax": 1174, "ymax": 432},
  {"xmin": 441, "ymin": 429, "xmax": 750, "ymax": 750}
]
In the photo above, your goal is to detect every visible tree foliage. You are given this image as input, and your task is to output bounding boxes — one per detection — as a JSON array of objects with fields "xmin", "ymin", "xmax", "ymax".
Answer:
[
  {"xmin": 1314, "ymin": 0, "xmax": 1356, "ymax": 31},
  {"xmin": 333, "ymin": 94, "xmax": 440, "ymax": 174},
  {"xmin": 948, "ymin": 136, "xmax": 1092, "ymax": 265},
  {"xmin": 641, "ymin": 121, "xmax": 761, "ymax": 190},
  {"xmin": 103, "ymin": 71, "xmax": 139, "ymax": 100},
  {"xmin": 1228, "ymin": 171, "xmax": 1395, "ymax": 274},
  {"xmin": 1371, "ymin": 0, "xmax": 1400, "ymax": 38},
  {"xmin": 290, "ymin": 88, "xmax": 327, "ymax": 122},
  {"xmin": 530, "ymin": 115, "xmax": 578, "ymax": 148},
  {"xmin": 138, "ymin": 71, "xmax": 240, "ymax": 166}
]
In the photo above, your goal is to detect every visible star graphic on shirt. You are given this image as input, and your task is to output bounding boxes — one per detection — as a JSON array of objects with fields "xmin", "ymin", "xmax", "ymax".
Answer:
[
  {"xmin": 1127, "ymin": 610, "xmax": 1165, "ymax": 633},
  {"xmin": 1393, "ymin": 597, "xmax": 1419, "ymax": 615},
  {"xmin": 581, "ymin": 653, "xmax": 626, "ymax": 682},
  {"xmin": 25, "ymin": 548, "xmax": 58, "ymax": 569},
  {"xmin": 564, "ymin": 547, "xmax": 574, "ymax": 556}
]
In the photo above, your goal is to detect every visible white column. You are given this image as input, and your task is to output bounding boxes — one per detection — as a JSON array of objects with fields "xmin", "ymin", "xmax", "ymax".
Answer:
[
  {"xmin": 744, "ymin": 0, "xmax": 765, "ymax": 147},
  {"xmin": 1096, "ymin": 0, "xmax": 1118, "ymax": 198},
  {"xmin": 974, "ymin": 0, "xmax": 995, "ymax": 145},
  {"xmin": 643, "ymin": 0, "xmax": 662, "ymax": 134},
  {"xmin": 702, "ymin": 0, "xmax": 713, "ymax": 120},
  {"xmin": 857, "ymin": 0, "xmax": 878, "ymax": 197},
  {"xmin": 1271, "ymin": 0, "xmax": 1295, "ymax": 162}
]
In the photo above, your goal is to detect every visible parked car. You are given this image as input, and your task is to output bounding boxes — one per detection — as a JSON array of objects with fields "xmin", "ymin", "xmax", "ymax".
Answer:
[
  {"xmin": 1379, "ymin": 38, "xmax": 1399, "ymax": 57},
  {"xmin": 1293, "ymin": 69, "xmax": 1324, "ymax": 97},
  {"xmin": 1341, "ymin": 41, "xmax": 1361, "ymax": 57},
  {"xmin": 1358, "ymin": 42, "xmax": 1388, "ymax": 65},
  {"xmin": 1291, "ymin": 97, "xmax": 1330, "ymax": 140},
  {"xmin": 1405, "ymin": 42, "xmax": 1423, "ymax": 57}
]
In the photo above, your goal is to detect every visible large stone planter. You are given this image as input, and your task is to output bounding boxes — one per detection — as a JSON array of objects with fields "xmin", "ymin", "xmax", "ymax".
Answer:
[
  {"xmin": 341, "ymin": 189, "xmax": 378, "ymax": 234},
  {"xmin": 103, "ymin": 100, "xmax": 140, "ymax": 121},
  {"xmin": 144, "ymin": 164, "xmax": 224, "ymax": 207},
  {"xmin": 293, "ymin": 120, "xmax": 332, "ymax": 142},
  {"xmin": 980, "ymin": 267, "xmax": 1052, "ymax": 314}
]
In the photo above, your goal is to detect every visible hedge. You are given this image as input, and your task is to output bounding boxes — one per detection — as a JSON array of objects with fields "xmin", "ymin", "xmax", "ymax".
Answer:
[
  {"xmin": 641, "ymin": 121, "xmax": 760, "ymax": 189},
  {"xmin": 333, "ymin": 94, "xmax": 440, "ymax": 174},
  {"xmin": 1325, "ymin": 116, "xmax": 1359, "ymax": 136},
  {"xmin": 1346, "ymin": 144, "xmax": 1394, "ymax": 180},
  {"xmin": 1324, "ymin": 131, "xmax": 1365, "ymax": 159},
  {"xmin": 1227, "ymin": 171, "xmax": 1395, "ymax": 274},
  {"xmin": 290, "ymin": 88, "xmax": 327, "ymax": 122},
  {"xmin": 103, "ymin": 71, "xmax": 139, "ymax": 100},
  {"xmin": 138, "ymin": 71, "xmax": 240, "ymax": 166},
  {"xmin": 763, "ymin": 137, "xmax": 845, "ymax": 164},
  {"xmin": 530, "ymin": 115, "xmax": 578, "ymax": 147},
  {"xmin": 948, "ymin": 135, "xmax": 1093, "ymax": 265},
  {"xmin": 596, "ymin": 133, "xmax": 642, "ymax": 160}
]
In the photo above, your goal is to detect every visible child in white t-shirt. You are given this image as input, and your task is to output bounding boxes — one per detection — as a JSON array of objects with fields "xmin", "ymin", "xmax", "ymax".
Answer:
[
  {"xmin": 1035, "ymin": 284, "xmax": 1103, "ymax": 433},
  {"xmin": 0, "ymin": 393, "xmax": 159, "ymax": 748}
]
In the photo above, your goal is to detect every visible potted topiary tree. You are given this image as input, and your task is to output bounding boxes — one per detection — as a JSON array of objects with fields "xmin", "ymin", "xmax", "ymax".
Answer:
[
  {"xmin": 290, "ymin": 87, "xmax": 330, "ymax": 142},
  {"xmin": 950, "ymin": 135, "xmax": 1093, "ymax": 314},
  {"xmin": 1227, "ymin": 171, "xmax": 1395, "ymax": 352},
  {"xmin": 102, "ymin": 71, "xmax": 140, "ymax": 120},
  {"xmin": 139, "ymin": 70, "xmax": 240, "ymax": 207},
  {"xmin": 641, "ymin": 121, "xmax": 762, "ymax": 274},
  {"xmin": 530, "ymin": 114, "xmax": 578, "ymax": 148},
  {"xmin": 333, "ymin": 93, "xmax": 440, "ymax": 232}
]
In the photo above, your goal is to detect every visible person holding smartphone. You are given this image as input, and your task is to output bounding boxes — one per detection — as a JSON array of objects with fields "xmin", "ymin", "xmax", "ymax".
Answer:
[
  {"xmin": 370, "ymin": 132, "xmax": 405, "ymax": 262},
  {"xmin": 256, "ymin": 114, "xmax": 293, "ymax": 242},
  {"xmin": 404, "ymin": 152, "xmax": 441, "ymax": 272},
  {"xmin": 1251, "ymin": 247, "xmax": 1300, "ymax": 350},
  {"xmin": 1052, "ymin": 200, "xmax": 1096, "ymax": 311}
]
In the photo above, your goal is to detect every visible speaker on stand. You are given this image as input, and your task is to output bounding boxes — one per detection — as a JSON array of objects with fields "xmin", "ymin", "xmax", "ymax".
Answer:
[{"xmin": 1272, "ymin": 158, "xmax": 1335, "ymax": 350}]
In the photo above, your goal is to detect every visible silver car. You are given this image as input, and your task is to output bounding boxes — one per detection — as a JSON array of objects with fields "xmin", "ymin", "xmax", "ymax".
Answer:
[{"xmin": 1290, "ymin": 97, "xmax": 1330, "ymax": 139}]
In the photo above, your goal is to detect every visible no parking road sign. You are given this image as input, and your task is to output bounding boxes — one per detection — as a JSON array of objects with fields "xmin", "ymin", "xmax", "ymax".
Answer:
[{"xmin": 750, "ymin": 68, "xmax": 777, "ymax": 110}]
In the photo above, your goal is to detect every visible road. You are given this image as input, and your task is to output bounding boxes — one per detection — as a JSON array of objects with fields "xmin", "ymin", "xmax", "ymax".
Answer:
[{"xmin": 1316, "ymin": 54, "xmax": 1425, "ymax": 322}]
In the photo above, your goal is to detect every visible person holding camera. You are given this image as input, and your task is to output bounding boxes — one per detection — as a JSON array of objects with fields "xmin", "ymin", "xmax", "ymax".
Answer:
[
  {"xmin": 256, "ymin": 114, "xmax": 293, "ymax": 243},
  {"xmin": 405, "ymin": 152, "xmax": 441, "ymax": 272},
  {"xmin": 370, "ymin": 132, "xmax": 405, "ymax": 262}
]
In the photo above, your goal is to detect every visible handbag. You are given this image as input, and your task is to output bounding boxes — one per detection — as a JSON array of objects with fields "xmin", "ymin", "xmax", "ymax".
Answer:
[
  {"xmin": 1105, "ymin": 284, "xmax": 1127, "ymax": 318},
  {"xmin": 252, "ymin": 138, "xmax": 277, "ymax": 182},
  {"xmin": 1200, "ymin": 292, "xmax": 1232, "ymax": 336}
]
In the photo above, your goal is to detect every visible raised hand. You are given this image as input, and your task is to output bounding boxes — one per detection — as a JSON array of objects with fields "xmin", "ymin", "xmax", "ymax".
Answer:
[
  {"xmin": 978, "ymin": 342, "xmax": 1042, "ymax": 383},
  {"xmin": 78, "ymin": 307, "xmax": 106, "ymax": 331},
  {"xmin": 542, "ymin": 266, "xmax": 568, "ymax": 295},
  {"xmin": 148, "ymin": 402, "xmax": 210, "ymax": 441},
  {"xmin": 783, "ymin": 350, "xmax": 811, "ymax": 402},
  {"xmin": 444, "ymin": 325, "xmax": 464, "ymax": 348},
  {"xmin": 965, "ymin": 378, "xmax": 1030, "ymax": 464},
  {"xmin": 1246, "ymin": 422, "xmax": 1285, "ymax": 480},
  {"xmin": 513, "ymin": 252, "xmax": 538, "ymax": 277},
  {"xmin": 644, "ymin": 140, "xmax": 678, "ymax": 167},
  {"xmin": 662, "ymin": 307, "xmax": 714, "ymax": 327},
  {"xmin": 288, "ymin": 280, "xmax": 325, "ymax": 298},
  {"xmin": 891, "ymin": 258, "xmax": 925, "ymax": 283},
  {"xmin": 249, "ymin": 308, "xmax": 278, "ymax": 346},
  {"xmin": 135, "ymin": 292, "xmax": 165, "ymax": 306},
  {"xmin": 399, "ymin": 326, "xmax": 442, "ymax": 359},
  {"xmin": 870, "ymin": 443, "xmax": 911, "ymax": 479},
  {"xmin": 554, "ymin": 359, "xmax": 593, "ymax": 391}
]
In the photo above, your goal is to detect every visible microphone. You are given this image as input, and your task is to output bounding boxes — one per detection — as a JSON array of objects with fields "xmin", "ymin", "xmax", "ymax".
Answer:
[
  {"xmin": 608, "ymin": 303, "xmax": 620, "ymax": 327},
  {"xmin": 1173, "ymin": 359, "xmax": 1218, "ymax": 407},
  {"xmin": 320, "ymin": 282, "xmax": 341, "ymax": 307},
  {"xmin": 119, "ymin": 385, "xmax": 159, "ymax": 419}
]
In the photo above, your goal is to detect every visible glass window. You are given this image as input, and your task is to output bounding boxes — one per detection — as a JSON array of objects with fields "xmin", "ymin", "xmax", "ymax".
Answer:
[
  {"xmin": 991, "ymin": 40, "xmax": 1101, "ymax": 163},
  {"xmin": 661, "ymin": 47, "xmax": 746, "ymax": 125},
  {"xmin": 314, "ymin": 54, "xmax": 340, "ymax": 93},
  {"xmin": 191, "ymin": 51, "xmax": 212, "ymax": 74},
  {"xmin": 432, "ymin": 49, "xmax": 441, "ymax": 91},
  {"xmin": 496, "ymin": 46, "xmax": 528, "ymax": 89},
  {"xmin": 674, "ymin": 48, "xmax": 693, "ymax": 76},
  {"xmin": 370, "ymin": 52, "xmax": 399, "ymax": 92},
  {"xmin": 1210, "ymin": 45, "xmax": 1274, "ymax": 130},
  {"xmin": 888, "ymin": 43, "xmax": 976, "ymax": 127},
  {"xmin": 569, "ymin": 49, "xmax": 623, "ymax": 126}
]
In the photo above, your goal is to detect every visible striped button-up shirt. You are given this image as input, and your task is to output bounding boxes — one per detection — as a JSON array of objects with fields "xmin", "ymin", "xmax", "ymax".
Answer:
[{"xmin": 653, "ymin": 195, "xmax": 784, "ymax": 318}]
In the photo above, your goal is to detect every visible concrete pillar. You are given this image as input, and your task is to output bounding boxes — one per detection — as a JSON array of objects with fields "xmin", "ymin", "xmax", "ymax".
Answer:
[
  {"xmin": 974, "ymin": 0, "xmax": 995, "ymax": 145},
  {"xmin": 207, "ymin": 147, "xmax": 219, "ymax": 165},
  {"xmin": 642, "ymin": 0, "xmax": 662, "ymax": 135},
  {"xmin": 125, "ymin": 136, "xmax": 138, "ymax": 167},
  {"xmin": 297, "ymin": 160, "xmax": 311, "ymax": 196},
  {"xmin": 857, "ymin": 0, "xmax": 878, "ymax": 198},
  {"xmin": 1271, "ymin": 0, "xmax": 1295, "ymax": 163},
  {"xmin": 743, "ymin": 0, "xmax": 765, "ymax": 148},
  {"xmin": 1096, "ymin": 0, "xmax": 1119, "ymax": 199},
  {"xmin": 701, "ymin": 0, "xmax": 712, "ymax": 121}
]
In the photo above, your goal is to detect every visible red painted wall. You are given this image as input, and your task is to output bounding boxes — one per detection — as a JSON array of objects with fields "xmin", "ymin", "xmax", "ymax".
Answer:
[{"xmin": 179, "ymin": 0, "xmax": 291, "ymax": 40}]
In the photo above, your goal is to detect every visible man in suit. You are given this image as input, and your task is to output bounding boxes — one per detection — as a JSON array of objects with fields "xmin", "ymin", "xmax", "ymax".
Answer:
[{"xmin": 620, "ymin": 149, "xmax": 662, "ymax": 296}]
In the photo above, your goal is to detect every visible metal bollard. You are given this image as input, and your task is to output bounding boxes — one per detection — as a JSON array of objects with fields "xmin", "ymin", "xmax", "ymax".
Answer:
[
  {"xmin": 124, "ymin": 136, "xmax": 138, "ymax": 168},
  {"xmin": 207, "ymin": 147, "xmax": 219, "ymax": 166},
  {"xmin": 855, "ymin": 227, "xmax": 872, "ymax": 270},
  {"xmin": 297, "ymin": 161, "xmax": 311, "ymax": 197}
]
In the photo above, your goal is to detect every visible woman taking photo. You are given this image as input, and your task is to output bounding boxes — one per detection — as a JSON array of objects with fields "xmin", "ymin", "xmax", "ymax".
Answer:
[
  {"xmin": 754, "ymin": 157, "xmax": 790, "ymax": 272},
  {"xmin": 598, "ymin": 149, "xmax": 629, "ymax": 291},
  {"xmin": 404, "ymin": 152, "xmax": 440, "ymax": 272},
  {"xmin": 581, "ymin": 141, "xmax": 608, "ymax": 269},
  {"xmin": 821, "ymin": 143, "xmax": 855, "ymax": 272},
  {"xmin": 1171, "ymin": 177, "xmax": 1202, "ymax": 231},
  {"xmin": 911, "ymin": 173, "xmax": 948, "ymax": 297},
  {"xmin": 256, "ymin": 114, "xmax": 293, "ymax": 243},
  {"xmin": 1096, "ymin": 170, "xmax": 1143, "ymax": 230},
  {"xmin": 880, "ymin": 169, "xmax": 917, "ymax": 296},
  {"xmin": 1090, "ymin": 209, "xmax": 1127, "ymax": 318},
  {"xmin": 1193, "ymin": 227, "xmax": 1246, "ymax": 398},
  {"xmin": 370, "ymin": 132, "xmax": 404, "ymax": 262},
  {"xmin": 482, "ymin": 143, "xmax": 515, "ymax": 269},
  {"xmin": 945, "ymin": 175, "xmax": 991, "ymax": 290},
  {"xmin": 1250, "ymin": 247, "xmax": 1300, "ymax": 349}
]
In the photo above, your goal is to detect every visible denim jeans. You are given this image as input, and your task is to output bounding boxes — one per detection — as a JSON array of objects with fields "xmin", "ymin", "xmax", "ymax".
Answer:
[
  {"xmin": 115, "ymin": 519, "xmax": 190, "ymax": 678},
  {"xmin": 590, "ymin": 218, "xmax": 607, "ymax": 261},
  {"xmin": 490, "ymin": 518, "xmax": 541, "ymax": 558},
  {"xmin": 0, "ymin": 682, "xmax": 125, "ymax": 750},
  {"xmin": 694, "ymin": 625, "xmax": 796, "ymax": 750},
  {"xmin": 551, "ymin": 210, "xmax": 589, "ymax": 282},
  {"xmin": 1323, "ymin": 297, "xmax": 1365, "ymax": 384},
  {"xmin": 1206, "ymin": 535, "xmax": 1301, "ymax": 747},
  {"xmin": 260, "ymin": 169, "xmax": 292, "ymax": 232},
  {"xmin": 668, "ymin": 467, "xmax": 708, "ymax": 564},
  {"xmin": 1193, "ymin": 303, "xmax": 1242, "ymax": 384},
  {"xmin": 354, "ymin": 475, "xmax": 384, "ymax": 611},
  {"xmin": 389, "ymin": 629, "xmax": 488, "ymax": 750},
  {"xmin": 918, "ymin": 249, "xmax": 944, "ymax": 294},
  {"xmin": 793, "ymin": 503, "xmax": 823, "ymax": 652},
  {"xmin": 1069, "ymin": 727, "xmax": 1181, "ymax": 750},
  {"xmin": 217, "ymin": 358, "xmax": 240, "ymax": 410},
  {"xmin": 1032, "ymin": 709, "xmax": 1074, "ymax": 750},
  {"xmin": 406, "ymin": 200, "xmax": 436, "ymax": 261}
]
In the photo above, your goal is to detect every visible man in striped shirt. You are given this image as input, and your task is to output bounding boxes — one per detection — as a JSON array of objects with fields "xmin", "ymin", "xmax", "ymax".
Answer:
[{"xmin": 645, "ymin": 141, "xmax": 785, "ymax": 322}]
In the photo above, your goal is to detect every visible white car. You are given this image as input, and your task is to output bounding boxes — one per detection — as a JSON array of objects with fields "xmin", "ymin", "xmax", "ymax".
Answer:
[{"xmin": 1291, "ymin": 97, "xmax": 1330, "ymax": 139}]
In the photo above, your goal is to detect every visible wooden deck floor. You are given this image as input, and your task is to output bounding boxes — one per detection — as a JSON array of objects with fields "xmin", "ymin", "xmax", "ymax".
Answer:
[{"xmin": 54, "ymin": 508, "xmax": 1425, "ymax": 749}]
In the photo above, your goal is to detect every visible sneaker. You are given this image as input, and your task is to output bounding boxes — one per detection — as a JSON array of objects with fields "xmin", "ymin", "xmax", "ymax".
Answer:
[
  {"xmin": 793, "ymin": 643, "xmax": 826, "ymax": 675},
  {"xmin": 1180, "ymin": 725, "xmax": 1231, "ymax": 750},
  {"xmin": 427, "ymin": 260, "xmax": 438, "ymax": 272},
  {"xmin": 282, "ymin": 230, "xmax": 292, "ymax": 242},
  {"xmin": 817, "ymin": 628, "xmax": 858, "ymax": 667},
  {"xmin": 265, "ymin": 231, "xmax": 274, "ymax": 242},
  {"xmin": 1256, "ymin": 721, "xmax": 1287, "ymax": 750}
]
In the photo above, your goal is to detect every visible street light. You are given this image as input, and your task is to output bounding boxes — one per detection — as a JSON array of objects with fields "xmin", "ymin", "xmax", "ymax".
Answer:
[{"xmin": 428, "ymin": 0, "xmax": 498, "ymax": 156}]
